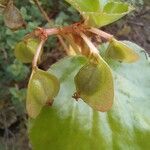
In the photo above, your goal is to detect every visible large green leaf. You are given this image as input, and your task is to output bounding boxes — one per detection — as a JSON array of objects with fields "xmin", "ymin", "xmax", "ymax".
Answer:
[
  {"xmin": 29, "ymin": 42, "xmax": 150, "ymax": 150},
  {"xmin": 66, "ymin": 0, "xmax": 133, "ymax": 27}
]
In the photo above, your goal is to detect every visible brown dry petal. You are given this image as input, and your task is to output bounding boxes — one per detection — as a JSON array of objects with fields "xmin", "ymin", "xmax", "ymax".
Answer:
[{"xmin": 3, "ymin": 1, "xmax": 25, "ymax": 30}]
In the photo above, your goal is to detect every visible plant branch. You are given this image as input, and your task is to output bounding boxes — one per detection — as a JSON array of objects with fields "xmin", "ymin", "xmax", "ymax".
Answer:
[
  {"xmin": 80, "ymin": 32, "xmax": 99, "ymax": 55},
  {"xmin": 57, "ymin": 35, "xmax": 70, "ymax": 55},
  {"xmin": 45, "ymin": 28, "xmax": 59, "ymax": 36},
  {"xmin": 33, "ymin": 0, "xmax": 51, "ymax": 23},
  {"xmin": 32, "ymin": 39, "xmax": 45, "ymax": 68},
  {"xmin": 33, "ymin": 0, "xmax": 69, "ymax": 55}
]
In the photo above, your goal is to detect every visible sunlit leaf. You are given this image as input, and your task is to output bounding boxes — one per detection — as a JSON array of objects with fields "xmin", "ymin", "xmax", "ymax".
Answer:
[
  {"xmin": 105, "ymin": 38, "xmax": 139, "ymax": 63},
  {"xmin": 66, "ymin": 0, "xmax": 100, "ymax": 12},
  {"xmin": 15, "ymin": 38, "xmax": 40, "ymax": 63},
  {"xmin": 75, "ymin": 60, "xmax": 114, "ymax": 112},
  {"xmin": 3, "ymin": 1, "xmax": 25, "ymax": 30},
  {"xmin": 29, "ymin": 41, "xmax": 150, "ymax": 149},
  {"xmin": 66, "ymin": 0, "xmax": 133, "ymax": 27},
  {"xmin": 26, "ymin": 68, "xmax": 60, "ymax": 118}
]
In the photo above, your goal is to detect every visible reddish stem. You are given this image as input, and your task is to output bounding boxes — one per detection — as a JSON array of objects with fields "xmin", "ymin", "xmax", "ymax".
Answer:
[
  {"xmin": 89, "ymin": 27, "xmax": 113, "ymax": 40},
  {"xmin": 45, "ymin": 28, "xmax": 59, "ymax": 36}
]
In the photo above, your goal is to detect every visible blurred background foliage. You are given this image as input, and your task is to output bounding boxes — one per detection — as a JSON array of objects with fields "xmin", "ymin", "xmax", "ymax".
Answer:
[{"xmin": 0, "ymin": 0, "xmax": 149, "ymax": 149}]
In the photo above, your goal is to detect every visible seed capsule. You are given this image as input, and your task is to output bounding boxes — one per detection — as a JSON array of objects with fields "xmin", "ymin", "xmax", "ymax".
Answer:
[
  {"xmin": 26, "ymin": 68, "xmax": 60, "ymax": 118},
  {"xmin": 106, "ymin": 38, "xmax": 139, "ymax": 63},
  {"xmin": 15, "ymin": 38, "xmax": 40, "ymax": 63},
  {"xmin": 74, "ymin": 58, "xmax": 114, "ymax": 112},
  {"xmin": 4, "ymin": 1, "xmax": 25, "ymax": 30}
]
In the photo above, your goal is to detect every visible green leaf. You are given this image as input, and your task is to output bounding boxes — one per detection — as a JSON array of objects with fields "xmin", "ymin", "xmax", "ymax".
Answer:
[
  {"xmin": 66, "ymin": 0, "xmax": 100, "ymax": 12},
  {"xmin": 3, "ymin": 1, "xmax": 25, "ymax": 30},
  {"xmin": 66, "ymin": 0, "xmax": 133, "ymax": 27},
  {"xmin": 15, "ymin": 38, "xmax": 40, "ymax": 63},
  {"xmin": 105, "ymin": 38, "xmax": 139, "ymax": 63},
  {"xmin": 75, "ymin": 60, "xmax": 114, "ymax": 112},
  {"xmin": 29, "ymin": 42, "xmax": 150, "ymax": 149},
  {"xmin": 26, "ymin": 68, "xmax": 60, "ymax": 119},
  {"xmin": 6, "ymin": 59, "xmax": 29, "ymax": 81}
]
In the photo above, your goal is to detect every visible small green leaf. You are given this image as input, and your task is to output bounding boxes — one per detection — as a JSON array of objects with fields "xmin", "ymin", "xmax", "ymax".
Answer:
[
  {"xmin": 75, "ymin": 59, "xmax": 114, "ymax": 112},
  {"xmin": 15, "ymin": 38, "xmax": 40, "ymax": 63},
  {"xmin": 66, "ymin": 0, "xmax": 133, "ymax": 27},
  {"xmin": 3, "ymin": 1, "xmax": 25, "ymax": 30},
  {"xmin": 26, "ymin": 68, "xmax": 60, "ymax": 118},
  {"xmin": 105, "ymin": 38, "xmax": 139, "ymax": 63}
]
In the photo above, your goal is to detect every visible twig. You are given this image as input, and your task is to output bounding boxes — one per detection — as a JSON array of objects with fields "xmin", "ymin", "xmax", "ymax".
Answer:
[
  {"xmin": 80, "ymin": 32, "xmax": 99, "ymax": 55},
  {"xmin": 128, "ymin": 21, "xmax": 144, "ymax": 27},
  {"xmin": 45, "ymin": 28, "xmax": 59, "ymax": 36},
  {"xmin": 33, "ymin": 0, "xmax": 51, "ymax": 23},
  {"xmin": 33, "ymin": 0, "xmax": 69, "ymax": 54},
  {"xmin": 57, "ymin": 35, "xmax": 70, "ymax": 55}
]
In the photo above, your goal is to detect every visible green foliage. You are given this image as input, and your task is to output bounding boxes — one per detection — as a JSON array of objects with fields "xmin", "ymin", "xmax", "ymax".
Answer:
[
  {"xmin": 0, "ymin": 0, "xmax": 149, "ymax": 150},
  {"xmin": 6, "ymin": 59, "xmax": 29, "ymax": 81},
  {"xmin": 66, "ymin": 0, "xmax": 133, "ymax": 27},
  {"xmin": 9, "ymin": 87, "xmax": 26, "ymax": 115},
  {"xmin": 29, "ymin": 41, "xmax": 150, "ymax": 150},
  {"xmin": 0, "ymin": 0, "xmax": 78, "ymax": 115}
]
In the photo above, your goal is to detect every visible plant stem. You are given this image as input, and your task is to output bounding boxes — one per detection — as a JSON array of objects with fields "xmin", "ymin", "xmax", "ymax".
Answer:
[
  {"xmin": 33, "ymin": 0, "xmax": 70, "ymax": 54},
  {"xmin": 45, "ymin": 28, "xmax": 59, "ymax": 36},
  {"xmin": 57, "ymin": 35, "xmax": 70, "ymax": 55},
  {"xmin": 32, "ymin": 39, "xmax": 45, "ymax": 68},
  {"xmin": 89, "ymin": 27, "xmax": 113, "ymax": 40},
  {"xmin": 80, "ymin": 32, "xmax": 99, "ymax": 55}
]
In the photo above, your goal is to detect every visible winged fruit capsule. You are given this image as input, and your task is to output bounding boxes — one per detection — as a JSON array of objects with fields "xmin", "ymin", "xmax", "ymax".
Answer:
[
  {"xmin": 3, "ymin": 0, "xmax": 25, "ymax": 30},
  {"xmin": 15, "ymin": 38, "xmax": 40, "ymax": 63},
  {"xmin": 105, "ymin": 38, "xmax": 139, "ymax": 63},
  {"xmin": 26, "ymin": 68, "xmax": 60, "ymax": 118},
  {"xmin": 74, "ymin": 58, "xmax": 114, "ymax": 112}
]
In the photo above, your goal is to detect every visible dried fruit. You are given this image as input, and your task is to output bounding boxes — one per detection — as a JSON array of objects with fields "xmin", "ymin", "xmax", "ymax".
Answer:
[
  {"xmin": 74, "ymin": 58, "xmax": 114, "ymax": 112},
  {"xmin": 26, "ymin": 68, "xmax": 60, "ymax": 118},
  {"xmin": 106, "ymin": 38, "xmax": 139, "ymax": 63},
  {"xmin": 3, "ymin": 1, "xmax": 25, "ymax": 30},
  {"xmin": 15, "ymin": 38, "xmax": 40, "ymax": 63},
  {"xmin": 0, "ymin": 0, "xmax": 9, "ymax": 6}
]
